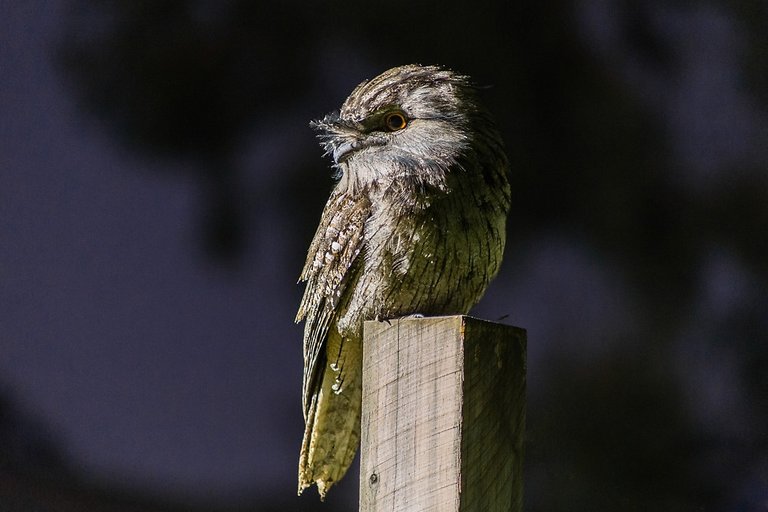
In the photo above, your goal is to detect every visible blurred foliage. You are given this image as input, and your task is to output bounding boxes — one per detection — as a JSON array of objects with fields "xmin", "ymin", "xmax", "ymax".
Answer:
[
  {"xmin": 0, "ymin": 388, "xmax": 68, "ymax": 475},
  {"xmin": 51, "ymin": 0, "xmax": 768, "ymax": 510},
  {"xmin": 57, "ymin": 1, "xmax": 314, "ymax": 260}
]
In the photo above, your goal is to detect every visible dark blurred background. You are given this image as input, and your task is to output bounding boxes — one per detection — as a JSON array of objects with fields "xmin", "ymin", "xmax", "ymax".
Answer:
[{"xmin": 1, "ymin": 1, "xmax": 767, "ymax": 510}]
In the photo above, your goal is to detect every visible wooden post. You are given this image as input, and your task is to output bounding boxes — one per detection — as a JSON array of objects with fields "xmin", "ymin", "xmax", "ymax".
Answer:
[{"xmin": 360, "ymin": 316, "xmax": 526, "ymax": 512}]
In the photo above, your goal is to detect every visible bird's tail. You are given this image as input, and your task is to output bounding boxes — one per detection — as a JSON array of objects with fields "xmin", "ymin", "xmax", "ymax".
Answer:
[{"xmin": 298, "ymin": 332, "xmax": 362, "ymax": 499}]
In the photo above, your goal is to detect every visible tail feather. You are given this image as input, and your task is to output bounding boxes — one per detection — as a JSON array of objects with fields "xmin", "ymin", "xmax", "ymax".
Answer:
[{"xmin": 298, "ymin": 332, "xmax": 362, "ymax": 499}]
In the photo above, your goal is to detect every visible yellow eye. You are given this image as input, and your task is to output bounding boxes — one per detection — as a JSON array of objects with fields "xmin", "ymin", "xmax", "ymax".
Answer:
[{"xmin": 383, "ymin": 111, "xmax": 407, "ymax": 132}]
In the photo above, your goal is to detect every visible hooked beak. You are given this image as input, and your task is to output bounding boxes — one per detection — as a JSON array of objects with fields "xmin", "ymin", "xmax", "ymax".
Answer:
[
  {"xmin": 310, "ymin": 113, "xmax": 364, "ymax": 166},
  {"xmin": 332, "ymin": 140, "xmax": 362, "ymax": 164}
]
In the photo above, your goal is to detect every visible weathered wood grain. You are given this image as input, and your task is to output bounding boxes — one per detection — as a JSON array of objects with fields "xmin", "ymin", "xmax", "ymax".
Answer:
[{"xmin": 360, "ymin": 316, "xmax": 526, "ymax": 512}]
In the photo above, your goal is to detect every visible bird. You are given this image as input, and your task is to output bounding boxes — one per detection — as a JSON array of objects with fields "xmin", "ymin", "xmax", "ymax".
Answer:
[{"xmin": 296, "ymin": 64, "xmax": 511, "ymax": 499}]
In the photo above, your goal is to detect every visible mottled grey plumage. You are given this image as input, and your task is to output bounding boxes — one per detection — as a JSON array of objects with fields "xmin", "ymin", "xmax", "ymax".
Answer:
[{"xmin": 297, "ymin": 64, "xmax": 510, "ymax": 498}]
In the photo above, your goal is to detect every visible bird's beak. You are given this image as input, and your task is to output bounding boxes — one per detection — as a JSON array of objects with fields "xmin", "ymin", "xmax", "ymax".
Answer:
[
  {"xmin": 311, "ymin": 113, "xmax": 364, "ymax": 165},
  {"xmin": 332, "ymin": 139, "xmax": 362, "ymax": 164}
]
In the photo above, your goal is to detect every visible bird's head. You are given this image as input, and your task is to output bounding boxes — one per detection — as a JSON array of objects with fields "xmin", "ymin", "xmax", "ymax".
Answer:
[{"xmin": 310, "ymin": 64, "xmax": 486, "ymax": 193}]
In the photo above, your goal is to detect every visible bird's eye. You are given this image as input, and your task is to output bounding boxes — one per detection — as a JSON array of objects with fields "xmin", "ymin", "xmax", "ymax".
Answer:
[{"xmin": 383, "ymin": 112, "xmax": 407, "ymax": 132}]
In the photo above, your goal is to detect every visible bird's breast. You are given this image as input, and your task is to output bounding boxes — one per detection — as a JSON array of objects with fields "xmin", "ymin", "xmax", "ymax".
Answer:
[{"xmin": 336, "ymin": 189, "xmax": 504, "ymax": 334}]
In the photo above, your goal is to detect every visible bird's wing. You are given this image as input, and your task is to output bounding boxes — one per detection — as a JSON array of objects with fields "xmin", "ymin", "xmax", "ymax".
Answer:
[{"xmin": 296, "ymin": 189, "xmax": 371, "ymax": 417}]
